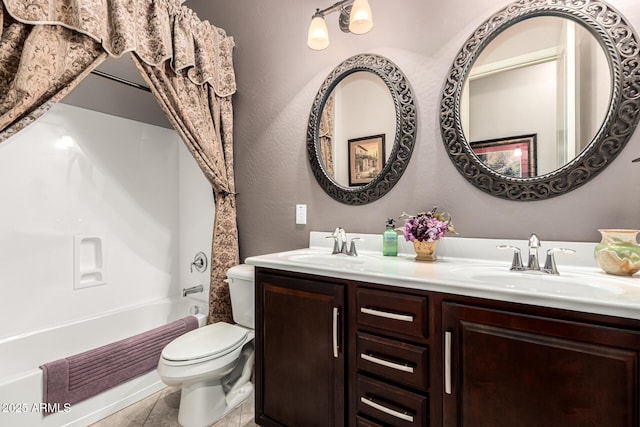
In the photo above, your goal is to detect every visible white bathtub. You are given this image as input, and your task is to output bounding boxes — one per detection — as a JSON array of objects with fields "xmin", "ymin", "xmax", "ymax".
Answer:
[{"xmin": 0, "ymin": 297, "xmax": 208, "ymax": 427}]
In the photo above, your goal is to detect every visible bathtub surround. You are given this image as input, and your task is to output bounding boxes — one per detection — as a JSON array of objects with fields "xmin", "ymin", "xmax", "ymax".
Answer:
[
  {"xmin": 0, "ymin": 0, "xmax": 238, "ymax": 323},
  {"xmin": 0, "ymin": 104, "xmax": 196, "ymax": 339}
]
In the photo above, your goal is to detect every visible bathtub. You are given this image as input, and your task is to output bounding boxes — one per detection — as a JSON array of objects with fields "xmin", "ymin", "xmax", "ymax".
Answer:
[{"xmin": 0, "ymin": 297, "xmax": 208, "ymax": 427}]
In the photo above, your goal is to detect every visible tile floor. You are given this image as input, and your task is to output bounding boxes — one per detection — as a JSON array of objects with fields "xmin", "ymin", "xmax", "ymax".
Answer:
[{"xmin": 90, "ymin": 386, "xmax": 257, "ymax": 427}]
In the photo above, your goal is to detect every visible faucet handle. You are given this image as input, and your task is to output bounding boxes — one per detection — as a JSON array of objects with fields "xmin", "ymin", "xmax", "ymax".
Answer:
[
  {"xmin": 497, "ymin": 245, "xmax": 524, "ymax": 270},
  {"xmin": 543, "ymin": 248, "xmax": 576, "ymax": 275},
  {"xmin": 348, "ymin": 237, "xmax": 362, "ymax": 256},
  {"xmin": 326, "ymin": 234, "xmax": 341, "ymax": 254}
]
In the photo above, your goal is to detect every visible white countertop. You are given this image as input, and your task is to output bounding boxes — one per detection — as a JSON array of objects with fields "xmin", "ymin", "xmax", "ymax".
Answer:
[{"xmin": 245, "ymin": 232, "xmax": 640, "ymax": 321}]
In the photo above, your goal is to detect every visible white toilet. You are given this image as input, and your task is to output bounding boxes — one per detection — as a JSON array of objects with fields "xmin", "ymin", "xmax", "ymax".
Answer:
[{"xmin": 157, "ymin": 264, "xmax": 255, "ymax": 427}]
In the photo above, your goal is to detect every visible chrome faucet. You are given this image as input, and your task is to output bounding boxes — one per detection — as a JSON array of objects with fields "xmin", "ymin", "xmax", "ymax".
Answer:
[
  {"xmin": 183, "ymin": 284, "xmax": 204, "ymax": 297},
  {"xmin": 527, "ymin": 233, "xmax": 541, "ymax": 271},
  {"xmin": 497, "ymin": 233, "xmax": 575, "ymax": 275},
  {"xmin": 326, "ymin": 227, "xmax": 360, "ymax": 256},
  {"xmin": 327, "ymin": 227, "xmax": 346, "ymax": 254}
]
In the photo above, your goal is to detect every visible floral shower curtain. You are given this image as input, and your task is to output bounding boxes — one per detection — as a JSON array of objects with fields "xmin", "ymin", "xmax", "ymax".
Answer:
[{"xmin": 0, "ymin": 0, "xmax": 238, "ymax": 323}]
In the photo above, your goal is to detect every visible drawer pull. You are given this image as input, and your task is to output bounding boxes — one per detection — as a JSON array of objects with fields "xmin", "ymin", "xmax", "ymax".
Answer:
[
  {"xmin": 332, "ymin": 307, "xmax": 339, "ymax": 358},
  {"xmin": 360, "ymin": 396, "xmax": 414, "ymax": 423},
  {"xmin": 445, "ymin": 331, "xmax": 452, "ymax": 394},
  {"xmin": 361, "ymin": 352, "xmax": 415, "ymax": 373},
  {"xmin": 361, "ymin": 307, "xmax": 414, "ymax": 322}
]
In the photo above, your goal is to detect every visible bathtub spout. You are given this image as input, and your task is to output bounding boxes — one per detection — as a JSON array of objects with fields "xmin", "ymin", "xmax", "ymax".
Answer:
[{"xmin": 182, "ymin": 284, "xmax": 204, "ymax": 297}]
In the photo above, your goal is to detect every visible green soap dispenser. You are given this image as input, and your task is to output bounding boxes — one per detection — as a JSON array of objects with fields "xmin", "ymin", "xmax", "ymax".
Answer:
[{"xmin": 382, "ymin": 218, "xmax": 398, "ymax": 256}]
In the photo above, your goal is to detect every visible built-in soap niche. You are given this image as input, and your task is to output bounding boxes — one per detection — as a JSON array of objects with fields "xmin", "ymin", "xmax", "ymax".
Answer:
[{"xmin": 74, "ymin": 234, "xmax": 106, "ymax": 289}]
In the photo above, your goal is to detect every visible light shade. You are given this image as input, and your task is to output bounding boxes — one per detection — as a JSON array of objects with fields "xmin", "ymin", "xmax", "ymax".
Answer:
[
  {"xmin": 307, "ymin": 15, "xmax": 330, "ymax": 50},
  {"xmin": 349, "ymin": 0, "xmax": 373, "ymax": 35}
]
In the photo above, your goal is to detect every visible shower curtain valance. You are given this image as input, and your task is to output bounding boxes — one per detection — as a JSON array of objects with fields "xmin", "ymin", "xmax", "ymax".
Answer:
[{"xmin": 1, "ymin": 0, "xmax": 236, "ymax": 97}]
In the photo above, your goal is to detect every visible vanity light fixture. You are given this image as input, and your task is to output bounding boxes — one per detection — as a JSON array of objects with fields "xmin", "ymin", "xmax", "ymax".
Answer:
[{"xmin": 307, "ymin": 0, "xmax": 373, "ymax": 50}]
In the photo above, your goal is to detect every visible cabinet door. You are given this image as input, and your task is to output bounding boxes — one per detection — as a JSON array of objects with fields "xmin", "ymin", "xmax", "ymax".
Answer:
[
  {"xmin": 256, "ymin": 270, "xmax": 345, "ymax": 427},
  {"xmin": 442, "ymin": 302, "xmax": 640, "ymax": 427}
]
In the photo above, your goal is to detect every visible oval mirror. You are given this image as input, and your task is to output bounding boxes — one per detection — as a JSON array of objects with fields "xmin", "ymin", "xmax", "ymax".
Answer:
[
  {"xmin": 307, "ymin": 54, "xmax": 417, "ymax": 205},
  {"xmin": 440, "ymin": 0, "xmax": 640, "ymax": 200}
]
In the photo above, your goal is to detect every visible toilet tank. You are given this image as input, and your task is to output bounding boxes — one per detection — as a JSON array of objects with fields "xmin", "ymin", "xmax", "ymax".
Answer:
[{"xmin": 226, "ymin": 264, "xmax": 255, "ymax": 329}]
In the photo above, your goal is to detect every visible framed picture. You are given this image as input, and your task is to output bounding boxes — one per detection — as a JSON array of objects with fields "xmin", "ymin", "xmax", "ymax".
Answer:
[
  {"xmin": 470, "ymin": 134, "xmax": 537, "ymax": 178},
  {"xmin": 348, "ymin": 134, "xmax": 386, "ymax": 186}
]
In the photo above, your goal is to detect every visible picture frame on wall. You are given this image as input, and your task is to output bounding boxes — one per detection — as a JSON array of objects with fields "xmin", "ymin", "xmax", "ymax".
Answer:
[
  {"xmin": 470, "ymin": 134, "xmax": 537, "ymax": 178},
  {"xmin": 348, "ymin": 134, "xmax": 386, "ymax": 186}
]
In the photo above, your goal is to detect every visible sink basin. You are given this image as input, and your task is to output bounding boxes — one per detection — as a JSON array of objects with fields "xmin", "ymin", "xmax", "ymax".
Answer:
[
  {"xmin": 448, "ymin": 265, "xmax": 627, "ymax": 297},
  {"xmin": 287, "ymin": 253, "xmax": 368, "ymax": 268}
]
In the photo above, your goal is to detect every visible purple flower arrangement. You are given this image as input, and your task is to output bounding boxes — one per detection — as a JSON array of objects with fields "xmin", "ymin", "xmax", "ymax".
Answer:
[{"xmin": 401, "ymin": 207, "xmax": 455, "ymax": 243}]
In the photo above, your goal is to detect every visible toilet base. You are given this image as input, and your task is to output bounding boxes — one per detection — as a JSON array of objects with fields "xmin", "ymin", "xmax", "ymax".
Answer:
[
  {"xmin": 177, "ymin": 379, "xmax": 254, "ymax": 427},
  {"xmin": 178, "ymin": 379, "xmax": 226, "ymax": 427}
]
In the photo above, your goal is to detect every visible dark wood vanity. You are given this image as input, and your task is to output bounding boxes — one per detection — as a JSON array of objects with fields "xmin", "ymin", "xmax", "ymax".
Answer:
[{"xmin": 254, "ymin": 267, "xmax": 640, "ymax": 427}]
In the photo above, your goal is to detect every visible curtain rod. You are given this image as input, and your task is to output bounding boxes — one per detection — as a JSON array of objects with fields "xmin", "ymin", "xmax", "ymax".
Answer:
[{"xmin": 90, "ymin": 70, "xmax": 151, "ymax": 92}]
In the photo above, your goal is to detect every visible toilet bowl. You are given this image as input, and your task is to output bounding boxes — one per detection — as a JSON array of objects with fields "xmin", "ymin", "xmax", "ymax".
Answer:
[{"xmin": 157, "ymin": 265, "xmax": 255, "ymax": 427}]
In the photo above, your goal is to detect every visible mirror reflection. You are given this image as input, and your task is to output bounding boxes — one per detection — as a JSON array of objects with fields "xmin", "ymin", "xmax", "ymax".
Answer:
[
  {"xmin": 318, "ymin": 71, "xmax": 395, "ymax": 187},
  {"xmin": 461, "ymin": 16, "xmax": 611, "ymax": 178}
]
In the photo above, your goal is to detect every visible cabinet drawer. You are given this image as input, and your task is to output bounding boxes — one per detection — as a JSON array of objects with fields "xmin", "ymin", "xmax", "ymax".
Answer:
[
  {"xmin": 357, "ymin": 375, "xmax": 428, "ymax": 426},
  {"xmin": 356, "ymin": 415, "xmax": 386, "ymax": 427},
  {"xmin": 357, "ymin": 332, "xmax": 428, "ymax": 391},
  {"xmin": 357, "ymin": 288, "xmax": 428, "ymax": 339}
]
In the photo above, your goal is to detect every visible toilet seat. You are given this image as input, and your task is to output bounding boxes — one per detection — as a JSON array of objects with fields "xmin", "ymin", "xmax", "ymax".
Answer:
[{"xmin": 161, "ymin": 322, "xmax": 248, "ymax": 364}]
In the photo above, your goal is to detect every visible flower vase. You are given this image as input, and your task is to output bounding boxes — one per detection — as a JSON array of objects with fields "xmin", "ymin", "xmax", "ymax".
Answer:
[
  {"xmin": 594, "ymin": 229, "xmax": 640, "ymax": 276},
  {"xmin": 413, "ymin": 240, "xmax": 440, "ymax": 262}
]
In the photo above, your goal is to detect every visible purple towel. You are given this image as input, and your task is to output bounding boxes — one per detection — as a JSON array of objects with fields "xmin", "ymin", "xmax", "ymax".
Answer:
[{"xmin": 40, "ymin": 315, "xmax": 198, "ymax": 415}]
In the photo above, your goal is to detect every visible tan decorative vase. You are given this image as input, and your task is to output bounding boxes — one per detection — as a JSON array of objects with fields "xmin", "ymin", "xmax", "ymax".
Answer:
[
  {"xmin": 594, "ymin": 229, "xmax": 640, "ymax": 276},
  {"xmin": 413, "ymin": 240, "xmax": 440, "ymax": 262}
]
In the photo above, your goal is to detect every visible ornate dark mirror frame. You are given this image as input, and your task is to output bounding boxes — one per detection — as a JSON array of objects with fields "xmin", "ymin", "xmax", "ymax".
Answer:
[
  {"xmin": 440, "ymin": 0, "xmax": 640, "ymax": 201},
  {"xmin": 307, "ymin": 54, "xmax": 417, "ymax": 205}
]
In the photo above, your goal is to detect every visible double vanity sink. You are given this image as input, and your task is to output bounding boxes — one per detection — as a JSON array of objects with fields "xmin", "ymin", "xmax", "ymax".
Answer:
[
  {"xmin": 286, "ymin": 251, "xmax": 630, "ymax": 297},
  {"xmin": 247, "ymin": 232, "xmax": 640, "ymax": 321}
]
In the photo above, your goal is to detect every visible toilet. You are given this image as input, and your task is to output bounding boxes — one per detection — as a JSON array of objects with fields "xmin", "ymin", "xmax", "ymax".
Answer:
[{"xmin": 157, "ymin": 264, "xmax": 255, "ymax": 427}]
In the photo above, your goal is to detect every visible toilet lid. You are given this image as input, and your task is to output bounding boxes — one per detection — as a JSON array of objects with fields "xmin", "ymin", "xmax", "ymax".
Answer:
[{"xmin": 162, "ymin": 322, "xmax": 248, "ymax": 362}]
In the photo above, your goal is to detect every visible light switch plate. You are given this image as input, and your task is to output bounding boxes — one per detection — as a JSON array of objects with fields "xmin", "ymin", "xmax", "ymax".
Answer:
[{"xmin": 296, "ymin": 204, "xmax": 307, "ymax": 225}]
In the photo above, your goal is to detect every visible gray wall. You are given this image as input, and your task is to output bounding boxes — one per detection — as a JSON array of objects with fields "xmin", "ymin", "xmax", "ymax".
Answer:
[{"xmin": 93, "ymin": 0, "xmax": 640, "ymax": 260}]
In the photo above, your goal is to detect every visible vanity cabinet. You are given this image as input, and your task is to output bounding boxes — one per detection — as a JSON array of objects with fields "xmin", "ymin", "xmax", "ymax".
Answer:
[
  {"xmin": 442, "ymin": 302, "xmax": 640, "ymax": 427},
  {"xmin": 254, "ymin": 267, "xmax": 640, "ymax": 427},
  {"xmin": 254, "ymin": 269, "xmax": 346, "ymax": 427}
]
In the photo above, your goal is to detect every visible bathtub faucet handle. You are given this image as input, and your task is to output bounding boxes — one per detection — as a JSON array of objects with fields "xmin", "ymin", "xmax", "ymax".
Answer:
[{"xmin": 190, "ymin": 252, "xmax": 208, "ymax": 273}]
